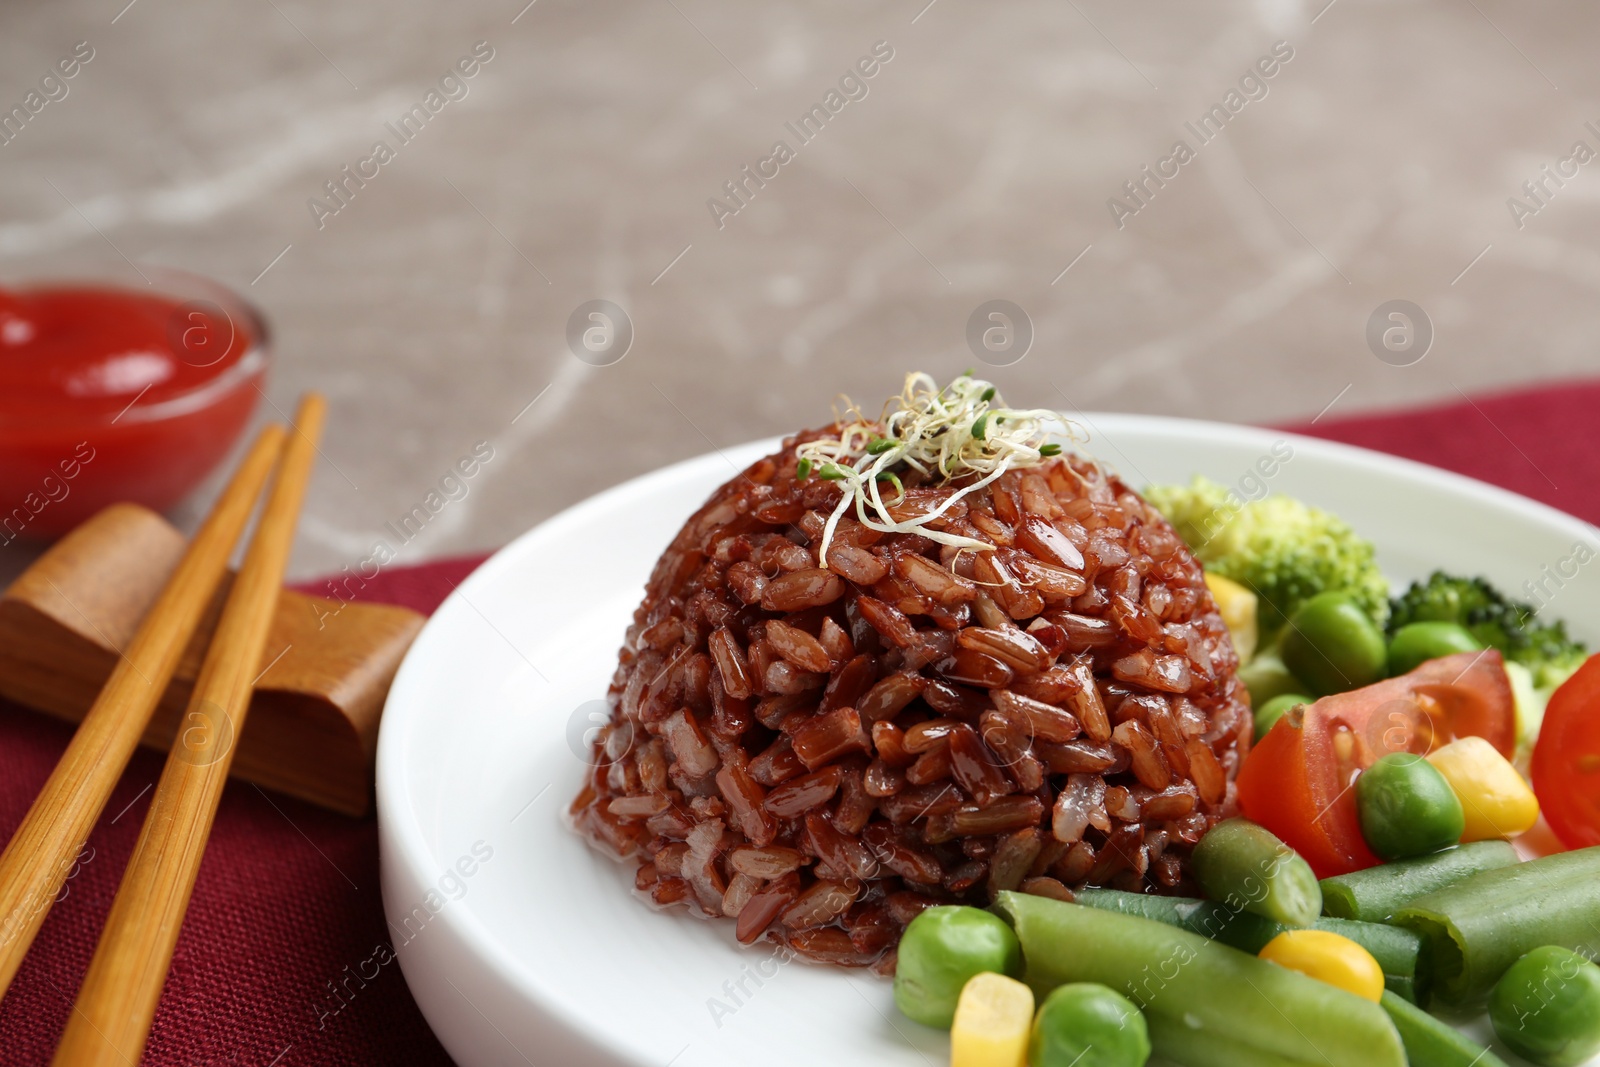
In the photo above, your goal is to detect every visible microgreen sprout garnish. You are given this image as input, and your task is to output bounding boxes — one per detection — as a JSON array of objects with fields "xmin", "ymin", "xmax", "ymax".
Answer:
[{"xmin": 795, "ymin": 371, "xmax": 1080, "ymax": 559}]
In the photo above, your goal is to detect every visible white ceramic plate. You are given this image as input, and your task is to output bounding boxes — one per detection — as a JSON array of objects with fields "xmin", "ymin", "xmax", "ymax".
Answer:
[{"xmin": 377, "ymin": 415, "xmax": 1600, "ymax": 1067}]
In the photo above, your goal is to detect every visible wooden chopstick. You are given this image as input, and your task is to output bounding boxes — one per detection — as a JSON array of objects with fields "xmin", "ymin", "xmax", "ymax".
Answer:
[
  {"xmin": 0, "ymin": 422, "xmax": 287, "ymax": 1001},
  {"xmin": 51, "ymin": 393, "xmax": 327, "ymax": 1067}
]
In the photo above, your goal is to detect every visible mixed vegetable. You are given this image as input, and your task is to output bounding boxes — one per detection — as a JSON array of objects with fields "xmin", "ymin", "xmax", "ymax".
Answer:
[
  {"xmin": 1235, "ymin": 650, "xmax": 1515, "ymax": 878},
  {"xmin": 1389, "ymin": 573, "xmax": 1588, "ymax": 689},
  {"xmin": 1144, "ymin": 476, "xmax": 1390, "ymax": 633},
  {"xmin": 890, "ymin": 480, "xmax": 1600, "ymax": 1067}
]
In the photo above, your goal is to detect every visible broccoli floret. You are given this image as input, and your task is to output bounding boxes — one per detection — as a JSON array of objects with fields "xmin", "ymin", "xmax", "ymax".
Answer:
[
  {"xmin": 1388, "ymin": 571, "xmax": 1587, "ymax": 688},
  {"xmin": 1144, "ymin": 476, "xmax": 1389, "ymax": 634}
]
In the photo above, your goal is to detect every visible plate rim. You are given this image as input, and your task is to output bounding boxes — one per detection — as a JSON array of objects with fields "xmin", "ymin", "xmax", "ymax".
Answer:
[{"xmin": 376, "ymin": 411, "xmax": 1595, "ymax": 1065}]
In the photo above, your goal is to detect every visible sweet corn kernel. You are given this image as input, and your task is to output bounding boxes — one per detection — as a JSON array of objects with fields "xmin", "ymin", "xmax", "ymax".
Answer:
[
  {"xmin": 950, "ymin": 972, "xmax": 1033, "ymax": 1067},
  {"xmin": 1259, "ymin": 930, "xmax": 1385, "ymax": 1002},
  {"xmin": 1427, "ymin": 735, "xmax": 1540, "ymax": 841},
  {"xmin": 1205, "ymin": 572, "xmax": 1259, "ymax": 663}
]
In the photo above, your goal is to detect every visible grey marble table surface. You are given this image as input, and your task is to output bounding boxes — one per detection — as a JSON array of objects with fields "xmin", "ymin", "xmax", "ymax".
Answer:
[{"xmin": 2, "ymin": 0, "xmax": 1598, "ymax": 585}]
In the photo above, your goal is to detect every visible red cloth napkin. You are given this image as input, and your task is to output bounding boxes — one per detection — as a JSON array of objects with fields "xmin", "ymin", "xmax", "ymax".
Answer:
[
  {"xmin": 0, "ymin": 556, "xmax": 482, "ymax": 1067},
  {"xmin": 3, "ymin": 378, "xmax": 1599, "ymax": 1066}
]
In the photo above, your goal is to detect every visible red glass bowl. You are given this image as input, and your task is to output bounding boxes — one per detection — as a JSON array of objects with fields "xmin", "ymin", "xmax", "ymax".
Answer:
[{"xmin": 0, "ymin": 271, "xmax": 269, "ymax": 540}]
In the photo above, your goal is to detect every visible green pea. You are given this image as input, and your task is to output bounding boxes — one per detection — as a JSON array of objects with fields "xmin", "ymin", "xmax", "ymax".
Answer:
[
  {"xmin": 1255, "ymin": 692, "xmax": 1311, "ymax": 742},
  {"xmin": 1238, "ymin": 650, "xmax": 1306, "ymax": 708},
  {"xmin": 1279, "ymin": 592, "xmax": 1388, "ymax": 696},
  {"xmin": 1030, "ymin": 983, "xmax": 1151, "ymax": 1067},
  {"xmin": 1388, "ymin": 621, "xmax": 1482, "ymax": 677},
  {"xmin": 893, "ymin": 905, "xmax": 1022, "ymax": 1029},
  {"xmin": 1356, "ymin": 753, "xmax": 1464, "ymax": 860},
  {"xmin": 1489, "ymin": 946, "xmax": 1600, "ymax": 1067}
]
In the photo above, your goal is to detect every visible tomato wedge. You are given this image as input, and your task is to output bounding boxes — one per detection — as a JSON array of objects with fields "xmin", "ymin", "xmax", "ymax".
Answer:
[
  {"xmin": 1531, "ymin": 653, "xmax": 1600, "ymax": 850},
  {"xmin": 1236, "ymin": 650, "xmax": 1516, "ymax": 878}
]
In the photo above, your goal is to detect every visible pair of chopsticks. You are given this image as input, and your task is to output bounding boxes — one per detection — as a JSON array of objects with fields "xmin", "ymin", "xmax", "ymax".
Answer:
[{"xmin": 0, "ymin": 394, "xmax": 326, "ymax": 1066}]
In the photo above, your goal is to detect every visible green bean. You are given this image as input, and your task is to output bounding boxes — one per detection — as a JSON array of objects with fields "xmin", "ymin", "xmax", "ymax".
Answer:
[
  {"xmin": 1075, "ymin": 888, "xmax": 1425, "ymax": 1004},
  {"xmin": 1072, "ymin": 887, "xmax": 1207, "ymax": 928},
  {"xmin": 1395, "ymin": 845, "xmax": 1600, "ymax": 1008},
  {"xmin": 1190, "ymin": 818, "xmax": 1322, "ymax": 927},
  {"xmin": 1317, "ymin": 918, "xmax": 1425, "ymax": 1004},
  {"xmin": 1137, "ymin": 1021, "xmax": 1329, "ymax": 1067},
  {"xmin": 994, "ymin": 891, "xmax": 1407, "ymax": 1067},
  {"xmin": 1379, "ymin": 990, "xmax": 1510, "ymax": 1067},
  {"xmin": 1319, "ymin": 840, "xmax": 1519, "ymax": 922}
]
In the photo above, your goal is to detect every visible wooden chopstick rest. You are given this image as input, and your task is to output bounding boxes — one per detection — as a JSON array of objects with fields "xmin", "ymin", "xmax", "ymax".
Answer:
[
  {"xmin": 0, "ymin": 424, "xmax": 285, "ymax": 1002},
  {"xmin": 0, "ymin": 502, "xmax": 424, "ymax": 816},
  {"xmin": 53, "ymin": 394, "xmax": 327, "ymax": 1067}
]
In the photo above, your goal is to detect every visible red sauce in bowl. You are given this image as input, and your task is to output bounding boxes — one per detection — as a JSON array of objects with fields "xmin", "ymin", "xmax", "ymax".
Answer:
[{"xmin": 0, "ymin": 277, "xmax": 268, "ymax": 540}]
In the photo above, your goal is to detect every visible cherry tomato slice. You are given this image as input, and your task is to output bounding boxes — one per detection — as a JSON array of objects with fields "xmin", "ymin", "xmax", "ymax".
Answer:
[
  {"xmin": 1237, "ymin": 650, "xmax": 1515, "ymax": 878},
  {"xmin": 1531, "ymin": 653, "xmax": 1600, "ymax": 850}
]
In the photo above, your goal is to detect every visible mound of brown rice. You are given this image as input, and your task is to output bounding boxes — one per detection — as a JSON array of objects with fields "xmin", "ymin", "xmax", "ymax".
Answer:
[{"xmin": 570, "ymin": 429, "xmax": 1251, "ymax": 970}]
